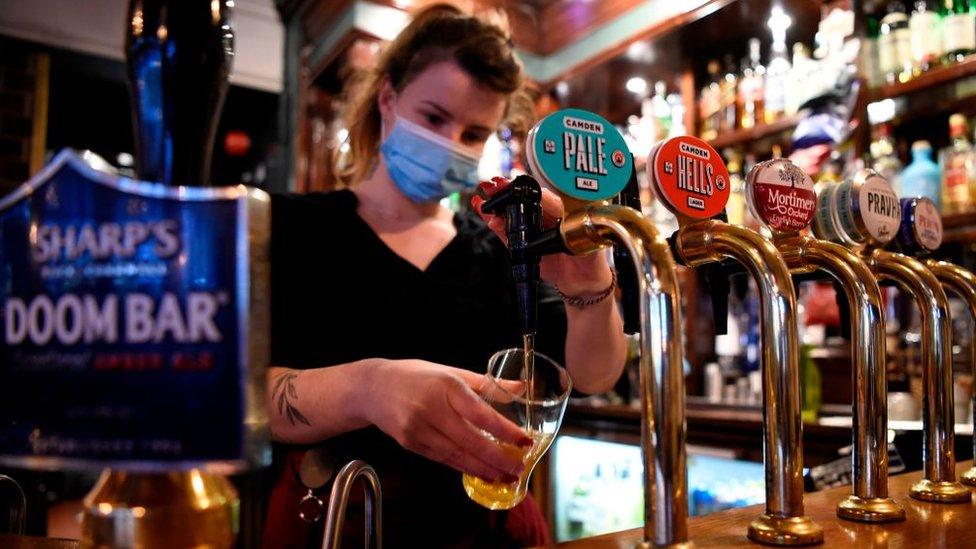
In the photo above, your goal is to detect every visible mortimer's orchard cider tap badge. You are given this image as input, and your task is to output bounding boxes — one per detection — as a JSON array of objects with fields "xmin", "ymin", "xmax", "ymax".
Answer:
[
  {"xmin": 0, "ymin": 150, "xmax": 270, "ymax": 471},
  {"xmin": 746, "ymin": 158, "xmax": 817, "ymax": 234},
  {"xmin": 648, "ymin": 136, "xmax": 730, "ymax": 219},
  {"xmin": 527, "ymin": 109, "xmax": 632, "ymax": 202}
]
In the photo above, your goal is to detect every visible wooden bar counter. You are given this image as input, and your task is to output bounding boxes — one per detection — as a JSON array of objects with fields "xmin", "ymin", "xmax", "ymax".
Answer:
[{"xmin": 550, "ymin": 461, "xmax": 976, "ymax": 548}]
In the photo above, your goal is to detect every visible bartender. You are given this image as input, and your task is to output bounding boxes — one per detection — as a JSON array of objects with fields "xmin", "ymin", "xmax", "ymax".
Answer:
[{"xmin": 263, "ymin": 4, "xmax": 627, "ymax": 547}]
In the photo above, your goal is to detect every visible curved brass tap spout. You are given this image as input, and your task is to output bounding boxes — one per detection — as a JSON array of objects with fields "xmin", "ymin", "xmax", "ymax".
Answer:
[
  {"xmin": 866, "ymin": 251, "xmax": 970, "ymax": 503},
  {"xmin": 561, "ymin": 205, "xmax": 690, "ymax": 549},
  {"xmin": 676, "ymin": 221, "xmax": 822, "ymax": 546},
  {"xmin": 776, "ymin": 235, "xmax": 904, "ymax": 523},
  {"xmin": 923, "ymin": 260, "xmax": 976, "ymax": 488},
  {"xmin": 322, "ymin": 460, "xmax": 383, "ymax": 549}
]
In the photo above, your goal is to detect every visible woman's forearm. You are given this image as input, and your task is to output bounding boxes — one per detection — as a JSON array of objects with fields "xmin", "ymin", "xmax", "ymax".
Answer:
[
  {"xmin": 563, "ymin": 296, "xmax": 627, "ymax": 394},
  {"xmin": 267, "ymin": 360, "xmax": 376, "ymax": 444}
]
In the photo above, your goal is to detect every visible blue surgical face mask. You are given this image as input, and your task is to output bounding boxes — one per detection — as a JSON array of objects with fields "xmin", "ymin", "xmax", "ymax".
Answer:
[{"xmin": 380, "ymin": 115, "xmax": 482, "ymax": 203}]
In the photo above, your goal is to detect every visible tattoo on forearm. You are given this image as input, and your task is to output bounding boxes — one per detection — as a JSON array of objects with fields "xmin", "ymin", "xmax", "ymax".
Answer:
[{"xmin": 273, "ymin": 371, "xmax": 311, "ymax": 427}]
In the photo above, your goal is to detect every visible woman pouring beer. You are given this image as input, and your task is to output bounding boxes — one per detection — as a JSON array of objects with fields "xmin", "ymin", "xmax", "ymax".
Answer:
[{"xmin": 263, "ymin": 5, "xmax": 627, "ymax": 547}]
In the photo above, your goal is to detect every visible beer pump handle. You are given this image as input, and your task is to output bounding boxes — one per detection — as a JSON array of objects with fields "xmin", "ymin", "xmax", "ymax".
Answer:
[
  {"xmin": 480, "ymin": 175, "xmax": 545, "ymax": 337},
  {"xmin": 612, "ymin": 158, "xmax": 643, "ymax": 335}
]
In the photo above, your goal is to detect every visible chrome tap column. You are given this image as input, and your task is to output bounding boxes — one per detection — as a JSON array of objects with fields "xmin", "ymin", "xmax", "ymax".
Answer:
[
  {"xmin": 745, "ymin": 159, "xmax": 903, "ymax": 523},
  {"xmin": 521, "ymin": 110, "xmax": 690, "ymax": 548},
  {"xmin": 813, "ymin": 175, "xmax": 970, "ymax": 504},
  {"xmin": 321, "ymin": 460, "xmax": 383, "ymax": 549},
  {"xmin": 647, "ymin": 138, "xmax": 822, "ymax": 546},
  {"xmin": 892, "ymin": 196, "xmax": 976, "ymax": 489}
]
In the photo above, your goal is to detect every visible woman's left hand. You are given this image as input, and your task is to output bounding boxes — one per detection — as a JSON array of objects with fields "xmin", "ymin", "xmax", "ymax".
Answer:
[{"xmin": 471, "ymin": 177, "xmax": 613, "ymax": 295}]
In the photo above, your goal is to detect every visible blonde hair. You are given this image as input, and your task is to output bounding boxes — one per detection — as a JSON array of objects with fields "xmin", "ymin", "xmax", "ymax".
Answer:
[{"xmin": 337, "ymin": 4, "xmax": 523, "ymax": 186}]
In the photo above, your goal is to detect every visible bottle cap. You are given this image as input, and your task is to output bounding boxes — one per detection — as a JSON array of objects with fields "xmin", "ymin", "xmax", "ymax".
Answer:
[{"xmin": 911, "ymin": 140, "xmax": 932, "ymax": 152}]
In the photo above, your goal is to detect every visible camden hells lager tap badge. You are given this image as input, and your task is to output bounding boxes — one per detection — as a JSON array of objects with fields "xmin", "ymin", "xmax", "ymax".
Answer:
[
  {"xmin": 527, "ymin": 109, "xmax": 632, "ymax": 202},
  {"xmin": 648, "ymin": 136, "xmax": 730, "ymax": 219},
  {"xmin": 0, "ymin": 150, "xmax": 270, "ymax": 471},
  {"xmin": 746, "ymin": 158, "xmax": 817, "ymax": 233}
]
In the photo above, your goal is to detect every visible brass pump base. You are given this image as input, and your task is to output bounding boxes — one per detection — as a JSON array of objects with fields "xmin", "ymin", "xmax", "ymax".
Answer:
[
  {"xmin": 747, "ymin": 514, "xmax": 823, "ymax": 546},
  {"xmin": 961, "ymin": 467, "xmax": 976, "ymax": 486},
  {"xmin": 81, "ymin": 469, "xmax": 239, "ymax": 548},
  {"xmin": 909, "ymin": 479, "xmax": 972, "ymax": 503},
  {"xmin": 635, "ymin": 541, "xmax": 695, "ymax": 549},
  {"xmin": 836, "ymin": 495, "xmax": 906, "ymax": 523}
]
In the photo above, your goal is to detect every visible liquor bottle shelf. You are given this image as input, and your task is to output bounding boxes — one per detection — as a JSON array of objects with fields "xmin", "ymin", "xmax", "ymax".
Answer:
[
  {"xmin": 872, "ymin": 55, "xmax": 976, "ymax": 102},
  {"xmin": 941, "ymin": 211, "xmax": 976, "ymax": 244},
  {"xmin": 706, "ymin": 115, "xmax": 800, "ymax": 150}
]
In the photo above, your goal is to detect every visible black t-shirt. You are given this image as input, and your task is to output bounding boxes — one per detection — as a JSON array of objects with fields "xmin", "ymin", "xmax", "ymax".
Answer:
[{"xmin": 269, "ymin": 189, "xmax": 566, "ymax": 547}]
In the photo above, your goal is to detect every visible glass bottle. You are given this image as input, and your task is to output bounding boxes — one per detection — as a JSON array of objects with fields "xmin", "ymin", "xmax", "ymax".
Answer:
[
  {"xmin": 738, "ymin": 38, "xmax": 766, "ymax": 129},
  {"xmin": 900, "ymin": 140, "xmax": 943, "ymax": 208},
  {"xmin": 721, "ymin": 54, "xmax": 740, "ymax": 132},
  {"xmin": 941, "ymin": 0, "xmax": 976, "ymax": 64},
  {"xmin": 700, "ymin": 60, "xmax": 722, "ymax": 140},
  {"xmin": 940, "ymin": 113, "xmax": 975, "ymax": 213},
  {"xmin": 871, "ymin": 122, "xmax": 904, "ymax": 192},
  {"xmin": 879, "ymin": 1, "xmax": 913, "ymax": 83},
  {"xmin": 910, "ymin": 0, "xmax": 944, "ymax": 72}
]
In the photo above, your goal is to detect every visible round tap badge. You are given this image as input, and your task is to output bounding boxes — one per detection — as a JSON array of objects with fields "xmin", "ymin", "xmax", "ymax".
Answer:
[
  {"xmin": 648, "ymin": 136, "xmax": 730, "ymax": 219},
  {"xmin": 812, "ymin": 184, "xmax": 843, "ymax": 242},
  {"xmin": 526, "ymin": 108, "xmax": 632, "ymax": 202},
  {"xmin": 854, "ymin": 171, "xmax": 901, "ymax": 245},
  {"xmin": 899, "ymin": 196, "xmax": 943, "ymax": 252},
  {"xmin": 745, "ymin": 158, "xmax": 817, "ymax": 234}
]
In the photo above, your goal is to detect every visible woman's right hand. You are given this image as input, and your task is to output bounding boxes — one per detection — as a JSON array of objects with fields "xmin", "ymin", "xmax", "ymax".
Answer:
[{"xmin": 363, "ymin": 358, "xmax": 533, "ymax": 483}]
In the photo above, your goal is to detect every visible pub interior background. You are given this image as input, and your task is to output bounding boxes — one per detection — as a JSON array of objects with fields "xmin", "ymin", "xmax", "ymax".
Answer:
[{"xmin": 4, "ymin": 0, "xmax": 976, "ymax": 546}]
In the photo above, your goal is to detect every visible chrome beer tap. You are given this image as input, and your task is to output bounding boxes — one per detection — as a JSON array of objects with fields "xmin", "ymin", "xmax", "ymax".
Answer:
[
  {"xmin": 647, "ymin": 137, "xmax": 822, "ymax": 546},
  {"xmin": 321, "ymin": 460, "xmax": 383, "ymax": 549},
  {"xmin": 813, "ymin": 173, "xmax": 970, "ymax": 504},
  {"xmin": 888, "ymin": 196, "xmax": 976, "ymax": 489},
  {"xmin": 744, "ymin": 158, "xmax": 904, "ymax": 523},
  {"xmin": 485, "ymin": 109, "xmax": 689, "ymax": 548}
]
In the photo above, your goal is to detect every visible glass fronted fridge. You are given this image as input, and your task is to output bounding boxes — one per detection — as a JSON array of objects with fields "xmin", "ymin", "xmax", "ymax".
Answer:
[{"xmin": 550, "ymin": 435, "xmax": 766, "ymax": 542}]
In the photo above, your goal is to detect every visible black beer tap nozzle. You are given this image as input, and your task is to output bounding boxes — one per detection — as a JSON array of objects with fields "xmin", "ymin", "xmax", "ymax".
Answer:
[{"xmin": 481, "ymin": 175, "xmax": 546, "ymax": 337}]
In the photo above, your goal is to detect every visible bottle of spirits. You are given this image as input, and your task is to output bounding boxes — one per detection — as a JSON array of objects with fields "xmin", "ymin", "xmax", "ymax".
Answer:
[
  {"xmin": 787, "ymin": 43, "xmax": 813, "ymax": 115},
  {"xmin": 910, "ymin": 0, "xmax": 944, "ymax": 72},
  {"xmin": 879, "ymin": 1, "xmax": 913, "ymax": 83},
  {"xmin": 942, "ymin": 0, "xmax": 976, "ymax": 63},
  {"xmin": 721, "ymin": 54, "xmax": 740, "ymax": 132},
  {"xmin": 738, "ymin": 38, "xmax": 766, "ymax": 129},
  {"xmin": 940, "ymin": 113, "xmax": 975, "ymax": 213},
  {"xmin": 667, "ymin": 89, "xmax": 686, "ymax": 137},
  {"xmin": 862, "ymin": 2, "xmax": 885, "ymax": 87},
  {"xmin": 651, "ymin": 81, "xmax": 672, "ymax": 139},
  {"xmin": 901, "ymin": 140, "xmax": 943, "ymax": 208},
  {"xmin": 800, "ymin": 343, "xmax": 823, "ymax": 423},
  {"xmin": 765, "ymin": 40, "xmax": 792, "ymax": 123},
  {"xmin": 725, "ymin": 148, "xmax": 747, "ymax": 226},
  {"xmin": 700, "ymin": 60, "xmax": 722, "ymax": 140},
  {"xmin": 871, "ymin": 122, "xmax": 904, "ymax": 192}
]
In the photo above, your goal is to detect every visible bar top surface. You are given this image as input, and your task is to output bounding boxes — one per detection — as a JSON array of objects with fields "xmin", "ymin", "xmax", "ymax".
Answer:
[{"xmin": 550, "ymin": 461, "xmax": 976, "ymax": 548}]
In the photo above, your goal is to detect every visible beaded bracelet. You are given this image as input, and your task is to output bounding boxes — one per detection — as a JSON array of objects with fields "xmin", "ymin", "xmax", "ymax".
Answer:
[{"xmin": 555, "ymin": 268, "xmax": 617, "ymax": 309}]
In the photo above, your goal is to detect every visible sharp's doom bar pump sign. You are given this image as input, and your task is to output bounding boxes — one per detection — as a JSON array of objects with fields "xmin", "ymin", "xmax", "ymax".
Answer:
[{"xmin": 0, "ymin": 151, "xmax": 270, "ymax": 471}]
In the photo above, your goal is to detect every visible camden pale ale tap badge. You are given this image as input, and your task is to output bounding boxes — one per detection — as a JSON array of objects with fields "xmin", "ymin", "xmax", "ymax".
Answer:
[
  {"xmin": 746, "ymin": 158, "xmax": 817, "ymax": 234},
  {"xmin": 648, "ymin": 136, "xmax": 730, "ymax": 219},
  {"xmin": 527, "ymin": 108, "xmax": 632, "ymax": 202},
  {"xmin": 0, "ymin": 150, "xmax": 269, "ymax": 470}
]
